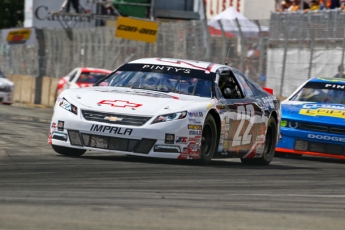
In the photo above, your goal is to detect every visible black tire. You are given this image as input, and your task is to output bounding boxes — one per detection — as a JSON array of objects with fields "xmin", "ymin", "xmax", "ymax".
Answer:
[
  {"xmin": 241, "ymin": 116, "xmax": 277, "ymax": 166},
  {"xmin": 52, "ymin": 145, "xmax": 86, "ymax": 157},
  {"xmin": 198, "ymin": 115, "xmax": 218, "ymax": 165}
]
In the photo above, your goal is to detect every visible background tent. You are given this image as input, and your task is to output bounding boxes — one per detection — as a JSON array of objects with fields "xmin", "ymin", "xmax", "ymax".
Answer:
[{"xmin": 207, "ymin": 7, "xmax": 268, "ymax": 37}]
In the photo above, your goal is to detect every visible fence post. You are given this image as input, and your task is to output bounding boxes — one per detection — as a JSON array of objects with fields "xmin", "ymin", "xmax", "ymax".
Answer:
[
  {"xmin": 34, "ymin": 29, "xmax": 46, "ymax": 105},
  {"xmin": 217, "ymin": 20, "xmax": 228, "ymax": 64},
  {"xmin": 307, "ymin": 16, "xmax": 315, "ymax": 79},
  {"xmin": 235, "ymin": 18, "xmax": 246, "ymax": 72},
  {"xmin": 255, "ymin": 20, "xmax": 264, "ymax": 85},
  {"xmin": 280, "ymin": 16, "xmax": 288, "ymax": 96}
]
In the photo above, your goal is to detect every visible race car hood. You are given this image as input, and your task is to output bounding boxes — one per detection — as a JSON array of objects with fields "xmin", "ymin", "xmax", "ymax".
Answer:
[
  {"xmin": 0, "ymin": 78, "xmax": 14, "ymax": 86},
  {"xmin": 63, "ymin": 87, "xmax": 209, "ymax": 115},
  {"xmin": 282, "ymin": 101, "xmax": 345, "ymax": 124}
]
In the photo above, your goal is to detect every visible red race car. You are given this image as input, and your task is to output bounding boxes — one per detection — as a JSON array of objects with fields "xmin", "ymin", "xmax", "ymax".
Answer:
[{"xmin": 56, "ymin": 67, "xmax": 112, "ymax": 96}]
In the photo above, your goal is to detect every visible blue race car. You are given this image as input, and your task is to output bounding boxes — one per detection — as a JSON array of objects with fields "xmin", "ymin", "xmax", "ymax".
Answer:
[{"xmin": 276, "ymin": 77, "xmax": 345, "ymax": 160}]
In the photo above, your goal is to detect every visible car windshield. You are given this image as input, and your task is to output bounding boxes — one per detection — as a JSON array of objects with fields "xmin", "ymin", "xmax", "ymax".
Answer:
[
  {"xmin": 291, "ymin": 82, "xmax": 345, "ymax": 104},
  {"xmin": 97, "ymin": 65, "xmax": 214, "ymax": 98},
  {"xmin": 77, "ymin": 72, "xmax": 108, "ymax": 84},
  {"xmin": 0, "ymin": 70, "xmax": 5, "ymax": 78}
]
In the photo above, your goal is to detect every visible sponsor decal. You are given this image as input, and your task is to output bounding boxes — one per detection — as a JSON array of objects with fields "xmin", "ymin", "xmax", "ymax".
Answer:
[
  {"xmin": 48, "ymin": 130, "xmax": 52, "ymax": 145},
  {"xmin": 90, "ymin": 124, "xmax": 133, "ymax": 135},
  {"xmin": 115, "ymin": 16, "xmax": 159, "ymax": 43},
  {"xmin": 188, "ymin": 112, "xmax": 203, "ymax": 117},
  {"xmin": 176, "ymin": 136, "xmax": 187, "ymax": 144},
  {"xmin": 142, "ymin": 65, "xmax": 191, "ymax": 74},
  {"xmin": 189, "ymin": 130, "xmax": 202, "ymax": 135},
  {"xmin": 302, "ymin": 104, "xmax": 345, "ymax": 110},
  {"xmin": 256, "ymin": 135, "xmax": 265, "ymax": 143},
  {"xmin": 189, "ymin": 136, "xmax": 202, "ymax": 143},
  {"xmin": 188, "ymin": 124, "xmax": 202, "ymax": 130},
  {"xmin": 98, "ymin": 100, "xmax": 142, "ymax": 108},
  {"xmin": 255, "ymin": 144, "xmax": 264, "ymax": 155},
  {"xmin": 51, "ymin": 122, "xmax": 56, "ymax": 129},
  {"xmin": 52, "ymin": 131, "xmax": 68, "ymax": 141},
  {"xmin": 325, "ymin": 84, "xmax": 345, "ymax": 89},
  {"xmin": 300, "ymin": 107, "xmax": 345, "ymax": 119},
  {"xmin": 308, "ymin": 134, "xmax": 345, "ymax": 142},
  {"xmin": 178, "ymin": 142, "xmax": 200, "ymax": 159},
  {"xmin": 57, "ymin": 120, "xmax": 64, "ymax": 131},
  {"xmin": 165, "ymin": 133, "xmax": 175, "ymax": 144},
  {"xmin": 188, "ymin": 118, "xmax": 201, "ymax": 124}
]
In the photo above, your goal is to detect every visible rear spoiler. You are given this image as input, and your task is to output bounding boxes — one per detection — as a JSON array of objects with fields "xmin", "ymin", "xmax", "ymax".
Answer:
[{"xmin": 262, "ymin": 87, "xmax": 273, "ymax": 95}]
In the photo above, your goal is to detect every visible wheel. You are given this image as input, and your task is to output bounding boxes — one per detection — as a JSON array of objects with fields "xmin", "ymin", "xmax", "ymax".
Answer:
[
  {"xmin": 198, "ymin": 114, "xmax": 218, "ymax": 165},
  {"xmin": 52, "ymin": 145, "xmax": 86, "ymax": 157},
  {"xmin": 241, "ymin": 116, "xmax": 277, "ymax": 166}
]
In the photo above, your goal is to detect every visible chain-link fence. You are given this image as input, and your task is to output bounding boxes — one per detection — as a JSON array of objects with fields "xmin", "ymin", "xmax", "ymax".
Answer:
[
  {"xmin": 267, "ymin": 9, "xmax": 345, "ymax": 97},
  {"xmin": 3, "ymin": 10, "xmax": 345, "ymax": 98},
  {"xmin": 0, "ymin": 17, "xmax": 266, "ymax": 83}
]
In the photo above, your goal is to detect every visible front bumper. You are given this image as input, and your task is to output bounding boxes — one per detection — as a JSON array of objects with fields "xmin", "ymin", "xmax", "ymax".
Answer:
[
  {"xmin": 276, "ymin": 127, "xmax": 345, "ymax": 158},
  {"xmin": 0, "ymin": 92, "xmax": 13, "ymax": 104},
  {"xmin": 49, "ymin": 108, "xmax": 202, "ymax": 159}
]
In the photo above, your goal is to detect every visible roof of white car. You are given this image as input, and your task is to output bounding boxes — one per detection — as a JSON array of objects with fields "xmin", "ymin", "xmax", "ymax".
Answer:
[{"xmin": 128, "ymin": 58, "xmax": 228, "ymax": 73}]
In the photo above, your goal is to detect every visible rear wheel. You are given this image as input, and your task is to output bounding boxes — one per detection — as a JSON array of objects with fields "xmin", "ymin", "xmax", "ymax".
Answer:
[
  {"xmin": 241, "ymin": 116, "xmax": 277, "ymax": 166},
  {"xmin": 199, "ymin": 115, "xmax": 218, "ymax": 165},
  {"xmin": 52, "ymin": 145, "xmax": 86, "ymax": 157}
]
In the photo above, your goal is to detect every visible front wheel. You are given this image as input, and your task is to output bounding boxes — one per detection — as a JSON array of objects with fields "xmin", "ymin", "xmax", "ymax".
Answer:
[
  {"xmin": 198, "ymin": 115, "xmax": 218, "ymax": 165},
  {"xmin": 52, "ymin": 145, "xmax": 86, "ymax": 157},
  {"xmin": 241, "ymin": 116, "xmax": 277, "ymax": 166}
]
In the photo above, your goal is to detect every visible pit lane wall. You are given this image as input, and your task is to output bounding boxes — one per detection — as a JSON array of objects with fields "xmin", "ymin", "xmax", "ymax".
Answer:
[{"xmin": 6, "ymin": 75, "xmax": 58, "ymax": 107}]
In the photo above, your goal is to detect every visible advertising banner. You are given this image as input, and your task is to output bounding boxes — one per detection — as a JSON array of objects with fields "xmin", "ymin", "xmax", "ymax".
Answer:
[
  {"xmin": 1, "ymin": 28, "xmax": 36, "ymax": 46},
  {"xmin": 115, "ymin": 17, "xmax": 159, "ymax": 43},
  {"xmin": 24, "ymin": 0, "xmax": 95, "ymax": 29}
]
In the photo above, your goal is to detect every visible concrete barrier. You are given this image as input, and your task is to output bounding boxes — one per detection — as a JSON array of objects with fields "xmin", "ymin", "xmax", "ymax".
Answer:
[{"xmin": 7, "ymin": 75, "xmax": 59, "ymax": 108}]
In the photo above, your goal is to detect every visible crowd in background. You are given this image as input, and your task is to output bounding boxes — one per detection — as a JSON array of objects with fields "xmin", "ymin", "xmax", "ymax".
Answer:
[{"xmin": 277, "ymin": 0, "xmax": 345, "ymax": 12}]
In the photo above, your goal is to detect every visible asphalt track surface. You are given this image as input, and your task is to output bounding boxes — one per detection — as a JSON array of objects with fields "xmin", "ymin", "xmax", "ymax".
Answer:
[{"xmin": 1, "ymin": 104, "xmax": 345, "ymax": 230}]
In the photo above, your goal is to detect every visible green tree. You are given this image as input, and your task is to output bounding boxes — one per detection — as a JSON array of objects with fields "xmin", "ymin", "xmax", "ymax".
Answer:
[{"xmin": 0, "ymin": 0, "xmax": 24, "ymax": 29}]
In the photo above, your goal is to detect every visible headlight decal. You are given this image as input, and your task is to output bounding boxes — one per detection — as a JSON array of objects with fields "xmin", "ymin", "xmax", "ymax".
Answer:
[
  {"xmin": 152, "ymin": 111, "xmax": 187, "ymax": 124},
  {"xmin": 59, "ymin": 97, "xmax": 78, "ymax": 115}
]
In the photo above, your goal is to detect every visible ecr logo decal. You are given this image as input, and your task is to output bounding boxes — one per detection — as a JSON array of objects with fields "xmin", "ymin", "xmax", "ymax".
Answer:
[{"xmin": 115, "ymin": 17, "xmax": 159, "ymax": 43}]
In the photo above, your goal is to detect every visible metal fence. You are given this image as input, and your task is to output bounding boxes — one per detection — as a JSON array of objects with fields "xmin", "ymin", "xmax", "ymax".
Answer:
[
  {"xmin": 267, "ymin": 9, "xmax": 345, "ymax": 97},
  {"xmin": 1, "ymin": 10, "xmax": 344, "ymax": 97},
  {"xmin": 0, "ymin": 18, "xmax": 266, "ymax": 84}
]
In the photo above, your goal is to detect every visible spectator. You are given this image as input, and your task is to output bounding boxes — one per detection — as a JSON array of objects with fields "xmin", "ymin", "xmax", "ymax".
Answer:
[
  {"xmin": 290, "ymin": 0, "xmax": 301, "ymax": 11},
  {"xmin": 340, "ymin": 0, "xmax": 345, "ymax": 11},
  {"xmin": 289, "ymin": 0, "xmax": 310, "ymax": 11},
  {"xmin": 245, "ymin": 43, "xmax": 260, "ymax": 83},
  {"xmin": 334, "ymin": 64, "xmax": 345, "ymax": 78},
  {"xmin": 327, "ymin": 0, "xmax": 341, "ymax": 9},
  {"xmin": 277, "ymin": 0, "xmax": 293, "ymax": 12},
  {"xmin": 305, "ymin": 0, "xmax": 321, "ymax": 12}
]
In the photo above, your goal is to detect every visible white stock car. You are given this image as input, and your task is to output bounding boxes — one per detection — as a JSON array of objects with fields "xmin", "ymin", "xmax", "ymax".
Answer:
[
  {"xmin": 0, "ymin": 70, "xmax": 14, "ymax": 105},
  {"xmin": 48, "ymin": 58, "xmax": 281, "ymax": 165}
]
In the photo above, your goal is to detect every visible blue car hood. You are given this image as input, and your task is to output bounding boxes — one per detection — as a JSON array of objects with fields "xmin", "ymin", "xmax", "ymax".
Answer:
[{"xmin": 281, "ymin": 101, "xmax": 345, "ymax": 125}]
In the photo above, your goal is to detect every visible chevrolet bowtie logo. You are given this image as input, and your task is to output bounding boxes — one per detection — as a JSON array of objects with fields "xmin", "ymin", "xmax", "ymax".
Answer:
[{"xmin": 104, "ymin": 116, "xmax": 123, "ymax": 121}]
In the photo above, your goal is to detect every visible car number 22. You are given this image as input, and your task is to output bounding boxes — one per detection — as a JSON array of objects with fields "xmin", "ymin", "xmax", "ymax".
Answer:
[{"xmin": 232, "ymin": 104, "xmax": 257, "ymax": 147}]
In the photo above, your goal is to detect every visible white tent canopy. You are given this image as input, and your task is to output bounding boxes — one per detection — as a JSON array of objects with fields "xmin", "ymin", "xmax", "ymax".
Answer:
[{"xmin": 207, "ymin": 7, "xmax": 268, "ymax": 37}]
